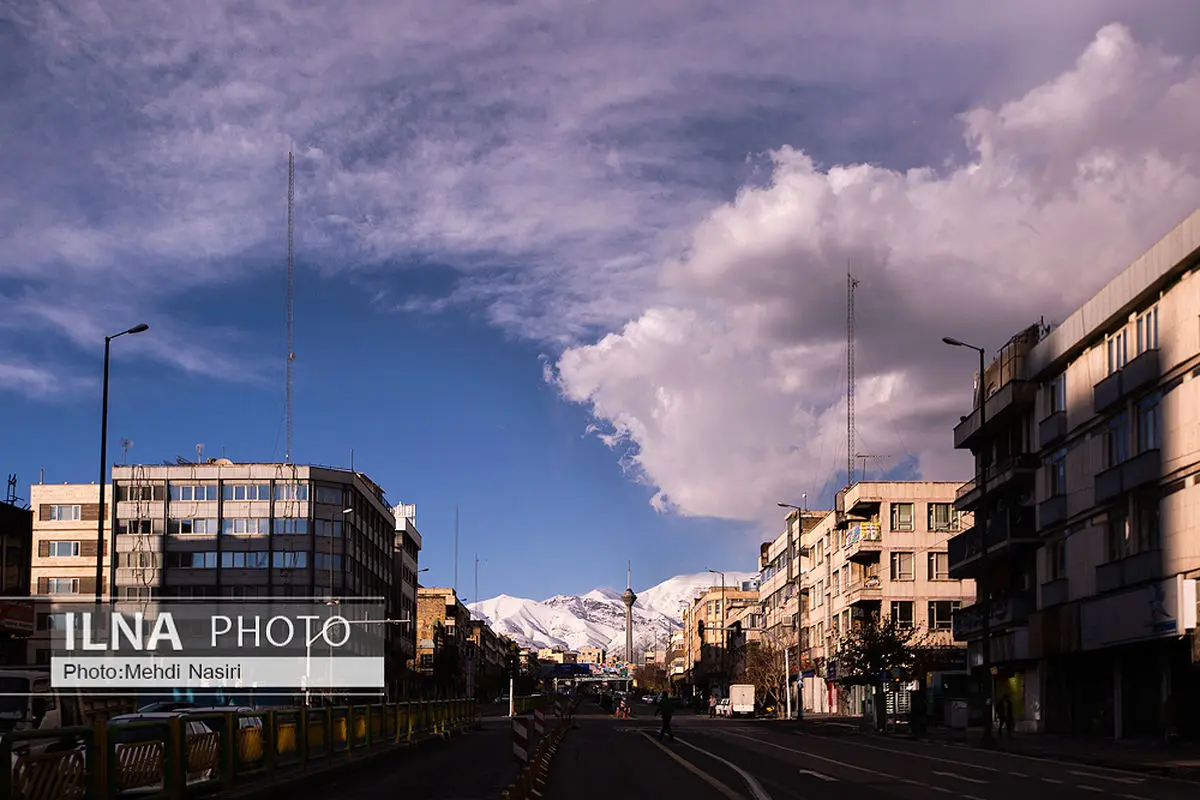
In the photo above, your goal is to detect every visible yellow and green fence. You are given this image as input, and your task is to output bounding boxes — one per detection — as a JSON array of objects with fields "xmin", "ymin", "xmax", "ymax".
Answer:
[{"xmin": 0, "ymin": 698, "xmax": 477, "ymax": 800}]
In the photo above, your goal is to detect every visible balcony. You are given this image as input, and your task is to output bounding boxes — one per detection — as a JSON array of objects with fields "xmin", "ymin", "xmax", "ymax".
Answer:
[
  {"xmin": 948, "ymin": 508, "xmax": 1038, "ymax": 578},
  {"xmin": 1094, "ymin": 349, "xmax": 1161, "ymax": 415},
  {"xmin": 1039, "ymin": 411, "xmax": 1068, "ymax": 449},
  {"xmin": 843, "ymin": 521, "xmax": 883, "ymax": 562},
  {"xmin": 954, "ymin": 455, "xmax": 1040, "ymax": 512},
  {"xmin": 1040, "ymin": 578, "xmax": 1069, "ymax": 608},
  {"xmin": 952, "ymin": 591, "xmax": 1035, "ymax": 640},
  {"xmin": 1093, "ymin": 448, "xmax": 1162, "ymax": 505},
  {"xmin": 947, "ymin": 526, "xmax": 982, "ymax": 579},
  {"xmin": 1037, "ymin": 494, "xmax": 1068, "ymax": 532},
  {"xmin": 845, "ymin": 575, "xmax": 882, "ymax": 606},
  {"xmin": 1095, "ymin": 550, "xmax": 1160, "ymax": 594},
  {"xmin": 953, "ymin": 379, "xmax": 1038, "ymax": 450}
]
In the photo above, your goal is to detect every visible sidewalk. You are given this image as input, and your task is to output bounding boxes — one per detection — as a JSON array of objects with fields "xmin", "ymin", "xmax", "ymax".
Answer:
[{"xmin": 799, "ymin": 715, "xmax": 1200, "ymax": 780}]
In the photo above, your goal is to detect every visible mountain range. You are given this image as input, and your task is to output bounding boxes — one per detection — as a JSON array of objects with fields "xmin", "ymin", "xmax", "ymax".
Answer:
[{"xmin": 472, "ymin": 571, "xmax": 758, "ymax": 654}]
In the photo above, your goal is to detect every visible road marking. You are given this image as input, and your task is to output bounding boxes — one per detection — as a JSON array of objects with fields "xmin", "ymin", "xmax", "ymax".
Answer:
[
  {"xmin": 793, "ymin": 730, "xmax": 1000, "ymax": 772},
  {"xmin": 639, "ymin": 733, "xmax": 745, "ymax": 800},
  {"xmin": 1077, "ymin": 786, "xmax": 1103, "ymax": 793},
  {"xmin": 1118, "ymin": 794, "xmax": 1150, "ymax": 800},
  {"xmin": 798, "ymin": 769, "xmax": 836, "ymax": 781},
  {"xmin": 1042, "ymin": 778, "xmax": 1064, "ymax": 784},
  {"xmin": 963, "ymin": 795, "xmax": 985, "ymax": 800},
  {"xmin": 1011, "ymin": 771, "xmax": 1029, "ymax": 778},
  {"xmin": 931, "ymin": 770, "xmax": 986, "ymax": 784},
  {"xmin": 672, "ymin": 735, "xmax": 774, "ymax": 800},
  {"xmin": 1068, "ymin": 770, "xmax": 1144, "ymax": 785},
  {"xmin": 724, "ymin": 731, "xmax": 878, "ymax": 775}
]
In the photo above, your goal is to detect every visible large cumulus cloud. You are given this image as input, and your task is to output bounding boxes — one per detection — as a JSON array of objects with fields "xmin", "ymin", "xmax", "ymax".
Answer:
[{"xmin": 552, "ymin": 25, "xmax": 1200, "ymax": 522}]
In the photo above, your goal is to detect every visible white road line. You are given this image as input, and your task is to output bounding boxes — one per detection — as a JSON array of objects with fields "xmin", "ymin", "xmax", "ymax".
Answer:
[
  {"xmin": 963, "ymin": 795, "xmax": 985, "ymax": 800},
  {"xmin": 1118, "ymin": 794, "xmax": 1151, "ymax": 800},
  {"xmin": 931, "ymin": 770, "xmax": 987, "ymax": 785},
  {"xmin": 1068, "ymin": 770, "xmax": 1143, "ymax": 785},
  {"xmin": 671, "ymin": 735, "xmax": 774, "ymax": 800},
  {"xmin": 798, "ymin": 769, "xmax": 837, "ymax": 781},
  {"xmin": 1011, "ymin": 771, "xmax": 1029, "ymax": 778},
  {"xmin": 1042, "ymin": 777, "xmax": 1064, "ymax": 784},
  {"xmin": 639, "ymin": 733, "xmax": 744, "ymax": 800},
  {"xmin": 1078, "ymin": 786, "xmax": 1103, "ymax": 793},
  {"xmin": 793, "ymin": 730, "xmax": 1000, "ymax": 772},
  {"xmin": 724, "ymin": 731, "xmax": 878, "ymax": 775}
]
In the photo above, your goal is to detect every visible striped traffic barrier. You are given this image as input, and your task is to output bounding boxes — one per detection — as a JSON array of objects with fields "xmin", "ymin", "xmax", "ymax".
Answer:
[
  {"xmin": 532, "ymin": 707, "xmax": 545, "ymax": 736},
  {"xmin": 512, "ymin": 715, "xmax": 529, "ymax": 763}
]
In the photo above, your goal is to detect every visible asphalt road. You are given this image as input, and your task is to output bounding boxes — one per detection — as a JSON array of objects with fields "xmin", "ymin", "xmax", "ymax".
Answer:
[{"xmin": 546, "ymin": 708, "xmax": 1200, "ymax": 800}]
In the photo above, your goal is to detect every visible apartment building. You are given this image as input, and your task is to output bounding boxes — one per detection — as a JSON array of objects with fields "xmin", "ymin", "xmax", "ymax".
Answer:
[
  {"xmin": 577, "ymin": 646, "xmax": 606, "ymax": 664},
  {"xmin": 682, "ymin": 583, "xmax": 760, "ymax": 696},
  {"xmin": 416, "ymin": 587, "xmax": 472, "ymax": 695},
  {"xmin": 30, "ymin": 483, "xmax": 112, "ymax": 602},
  {"xmin": 759, "ymin": 509, "xmax": 827, "ymax": 707},
  {"xmin": 800, "ymin": 482, "xmax": 976, "ymax": 715},
  {"xmin": 996, "ymin": 206, "xmax": 1200, "ymax": 739},
  {"xmin": 392, "ymin": 504, "xmax": 423, "ymax": 676},
  {"xmin": 467, "ymin": 619, "xmax": 505, "ymax": 700},
  {"xmin": 945, "ymin": 323, "xmax": 1045, "ymax": 732}
]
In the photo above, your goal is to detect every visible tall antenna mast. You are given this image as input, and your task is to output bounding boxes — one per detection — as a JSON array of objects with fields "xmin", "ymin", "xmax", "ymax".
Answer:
[
  {"xmin": 285, "ymin": 151, "xmax": 296, "ymax": 463},
  {"xmin": 120, "ymin": 439, "xmax": 133, "ymax": 465},
  {"xmin": 847, "ymin": 270, "xmax": 860, "ymax": 487},
  {"xmin": 454, "ymin": 505, "xmax": 459, "ymax": 595},
  {"xmin": 474, "ymin": 553, "xmax": 479, "ymax": 620}
]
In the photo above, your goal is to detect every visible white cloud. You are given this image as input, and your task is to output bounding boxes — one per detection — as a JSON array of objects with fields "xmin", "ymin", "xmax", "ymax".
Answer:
[{"xmin": 552, "ymin": 24, "xmax": 1200, "ymax": 522}]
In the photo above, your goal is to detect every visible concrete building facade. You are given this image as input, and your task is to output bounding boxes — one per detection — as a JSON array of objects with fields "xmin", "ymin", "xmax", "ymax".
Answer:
[
  {"xmin": 416, "ymin": 587, "xmax": 472, "ymax": 695},
  {"xmin": 800, "ymin": 481, "xmax": 976, "ymax": 715},
  {"xmin": 952, "ymin": 207, "xmax": 1200, "ymax": 739},
  {"xmin": 681, "ymin": 584, "xmax": 760, "ymax": 696},
  {"xmin": 392, "ymin": 504, "xmax": 423, "ymax": 674}
]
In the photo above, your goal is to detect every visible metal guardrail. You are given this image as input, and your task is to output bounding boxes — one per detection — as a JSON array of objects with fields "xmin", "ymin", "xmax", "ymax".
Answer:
[{"xmin": 0, "ymin": 698, "xmax": 479, "ymax": 800}]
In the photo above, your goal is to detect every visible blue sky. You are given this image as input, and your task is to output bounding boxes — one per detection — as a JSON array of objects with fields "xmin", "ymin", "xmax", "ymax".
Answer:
[{"xmin": 3, "ymin": 2, "xmax": 1200, "ymax": 599}]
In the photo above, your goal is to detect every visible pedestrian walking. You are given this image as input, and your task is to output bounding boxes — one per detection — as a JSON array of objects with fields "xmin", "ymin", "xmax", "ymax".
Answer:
[
  {"xmin": 655, "ymin": 694, "xmax": 676, "ymax": 741},
  {"xmin": 708, "ymin": 694, "xmax": 717, "ymax": 718}
]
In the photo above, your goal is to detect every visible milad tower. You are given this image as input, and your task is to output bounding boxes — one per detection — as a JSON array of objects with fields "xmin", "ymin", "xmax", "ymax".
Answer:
[{"xmin": 621, "ymin": 561, "xmax": 637, "ymax": 664}]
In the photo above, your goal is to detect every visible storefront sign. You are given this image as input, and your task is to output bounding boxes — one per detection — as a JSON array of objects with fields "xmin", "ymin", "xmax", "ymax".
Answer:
[{"xmin": 1080, "ymin": 576, "xmax": 1197, "ymax": 651}]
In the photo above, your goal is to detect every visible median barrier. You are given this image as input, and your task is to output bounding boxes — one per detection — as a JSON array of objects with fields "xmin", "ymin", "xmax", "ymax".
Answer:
[{"xmin": 0, "ymin": 698, "xmax": 477, "ymax": 800}]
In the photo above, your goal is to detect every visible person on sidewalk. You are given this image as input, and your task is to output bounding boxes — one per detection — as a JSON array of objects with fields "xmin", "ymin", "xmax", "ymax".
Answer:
[
  {"xmin": 709, "ymin": 694, "xmax": 718, "ymax": 718},
  {"xmin": 997, "ymin": 695, "xmax": 1014, "ymax": 738},
  {"xmin": 655, "ymin": 694, "xmax": 676, "ymax": 741}
]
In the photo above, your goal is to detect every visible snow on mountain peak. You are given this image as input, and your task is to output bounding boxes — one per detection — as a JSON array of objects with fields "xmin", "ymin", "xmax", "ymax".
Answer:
[{"xmin": 474, "ymin": 571, "xmax": 758, "ymax": 653}]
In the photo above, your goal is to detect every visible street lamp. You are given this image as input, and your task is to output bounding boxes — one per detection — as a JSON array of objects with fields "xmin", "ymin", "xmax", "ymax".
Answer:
[
  {"xmin": 707, "ymin": 569, "xmax": 726, "ymax": 683},
  {"xmin": 96, "ymin": 322, "xmax": 150, "ymax": 603},
  {"xmin": 304, "ymin": 615, "xmax": 412, "ymax": 706},
  {"xmin": 942, "ymin": 335, "xmax": 993, "ymax": 745},
  {"xmin": 329, "ymin": 507, "xmax": 353, "ymax": 603}
]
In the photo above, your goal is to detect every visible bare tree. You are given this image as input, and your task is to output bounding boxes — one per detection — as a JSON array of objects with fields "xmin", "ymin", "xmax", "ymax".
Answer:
[{"xmin": 738, "ymin": 642, "xmax": 787, "ymax": 717}]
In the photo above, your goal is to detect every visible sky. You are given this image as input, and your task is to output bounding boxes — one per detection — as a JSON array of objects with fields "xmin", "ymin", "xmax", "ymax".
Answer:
[{"xmin": 3, "ymin": 1, "xmax": 1200, "ymax": 600}]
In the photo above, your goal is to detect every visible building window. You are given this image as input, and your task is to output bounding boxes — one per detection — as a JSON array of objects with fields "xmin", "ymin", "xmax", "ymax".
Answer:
[
  {"xmin": 222, "ymin": 484, "xmax": 270, "ymax": 501},
  {"xmin": 1049, "ymin": 538, "xmax": 1067, "ymax": 580},
  {"xmin": 1105, "ymin": 412, "xmax": 1129, "ymax": 468},
  {"xmin": 314, "ymin": 519, "xmax": 344, "ymax": 538},
  {"xmin": 49, "ymin": 505, "xmax": 81, "ymax": 521},
  {"xmin": 273, "ymin": 551, "xmax": 308, "ymax": 569},
  {"xmin": 890, "ymin": 503, "xmax": 914, "ymax": 532},
  {"xmin": 169, "ymin": 485, "xmax": 219, "ymax": 501},
  {"xmin": 118, "ymin": 519, "xmax": 157, "ymax": 535},
  {"xmin": 222, "ymin": 518, "xmax": 269, "ymax": 535},
  {"xmin": 47, "ymin": 578, "xmax": 79, "ymax": 594},
  {"xmin": 47, "ymin": 541, "xmax": 80, "ymax": 557},
  {"xmin": 927, "ymin": 552, "xmax": 949, "ymax": 581},
  {"xmin": 1133, "ymin": 495, "xmax": 1161, "ymax": 554},
  {"xmin": 118, "ymin": 485, "xmax": 163, "ymax": 502},
  {"xmin": 166, "ymin": 551, "xmax": 218, "ymax": 568},
  {"xmin": 273, "ymin": 518, "xmax": 309, "ymax": 535},
  {"xmin": 168, "ymin": 518, "xmax": 219, "ymax": 535},
  {"xmin": 314, "ymin": 553, "xmax": 344, "ymax": 572},
  {"xmin": 927, "ymin": 600, "xmax": 960, "ymax": 631},
  {"xmin": 120, "ymin": 586, "xmax": 156, "ymax": 601},
  {"xmin": 1106, "ymin": 328, "xmax": 1129, "ymax": 374},
  {"xmin": 221, "ymin": 551, "xmax": 269, "ymax": 568},
  {"xmin": 1047, "ymin": 448, "xmax": 1068, "ymax": 497},
  {"xmin": 890, "ymin": 601, "xmax": 914, "ymax": 629},
  {"xmin": 1106, "ymin": 512, "xmax": 1129, "ymax": 562},
  {"xmin": 927, "ymin": 503, "xmax": 956, "ymax": 532},
  {"xmin": 274, "ymin": 483, "xmax": 309, "ymax": 502},
  {"xmin": 1047, "ymin": 373, "xmax": 1067, "ymax": 414},
  {"xmin": 119, "ymin": 552, "xmax": 159, "ymax": 569},
  {"xmin": 1136, "ymin": 306, "xmax": 1159, "ymax": 355},
  {"xmin": 314, "ymin": 486, "xmax": 344, "ymax": 505},
  {"xmin": 1137, "ymin": 394, "xmax": 1161, "ymax": 453},
  {"xmin": 889, "ymin": 552, "xmax": 914, "ymax": 581}
]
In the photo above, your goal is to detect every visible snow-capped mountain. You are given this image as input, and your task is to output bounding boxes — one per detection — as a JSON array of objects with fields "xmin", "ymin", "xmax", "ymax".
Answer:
[{"xmin": 473, "ymin": 571, "xmax": 758, "ymax": 653}]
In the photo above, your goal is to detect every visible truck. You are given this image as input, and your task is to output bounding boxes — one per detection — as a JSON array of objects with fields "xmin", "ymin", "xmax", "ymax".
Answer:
[{"xmin": 729, "ymin": 684, "xmax": 756, "ymax": 717}]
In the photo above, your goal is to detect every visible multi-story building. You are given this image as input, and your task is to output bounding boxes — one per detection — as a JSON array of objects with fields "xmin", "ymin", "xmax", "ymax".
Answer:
[
  {"xmin": 415, "ymin": 587, "xmax": 471, "ymax": 695},
  {"xmin": 391, "ymin": 503, "xmax": 423, "ymax": 686},
  {"xmin": 682, "ymin": 584, "xmax": 760, "ymax": 696},
  {"xmin": 577, "ymin": 646, "xmax": 605, "ymax": 664},
  {"xmin": 0, "ymin": 497, "xmax": 33, "ymax": 665},
  {"xmin": 800, "ymin": 482, "xmax": 976, "ymax": 715},
  {"xmin": 980, "ymin": 206, "xmax": 1200, "ymax": 739},
  {"xmin": 467, "ymin": 619, "xmax": 505, "ymax": 700},
  {"xmin": 30, "ymin": 483, "xmax": 112, "ymax": 605},
  {"xmin": 759, "ymin": 509, "xmax": 827, "ymax": 709}
]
